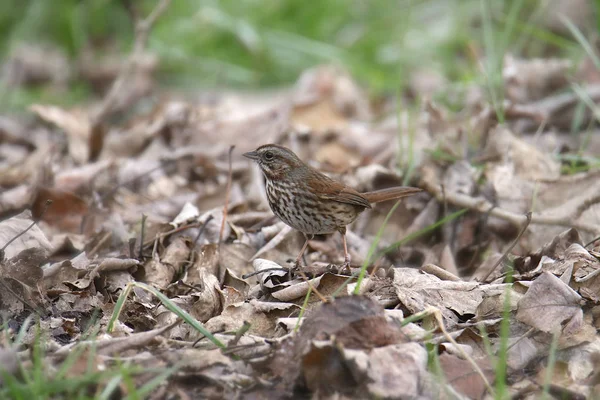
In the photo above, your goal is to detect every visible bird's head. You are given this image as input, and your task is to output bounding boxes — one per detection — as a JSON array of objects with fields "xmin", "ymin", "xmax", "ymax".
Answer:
[{"xmin": 243, "ymin": 144, "xmax": 304, "ymax": 180}]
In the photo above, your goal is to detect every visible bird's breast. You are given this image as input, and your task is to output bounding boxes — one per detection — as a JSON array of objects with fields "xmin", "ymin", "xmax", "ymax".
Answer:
[{"xmin": 265, "ymin": 180, "xmax": 364, "ymax": 234}]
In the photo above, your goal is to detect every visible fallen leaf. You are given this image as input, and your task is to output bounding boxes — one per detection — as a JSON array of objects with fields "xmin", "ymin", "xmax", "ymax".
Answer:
[
  {"xmin": 517, "ymin": 272, "xmax": 582, "ymax": 334},
  {"xmin": 438, "ymin": 353, "xmax": 494, "ymax": 399},
  {"xmin": 0, "ymin": 210, "xmax": 53, "ymax": 259}
]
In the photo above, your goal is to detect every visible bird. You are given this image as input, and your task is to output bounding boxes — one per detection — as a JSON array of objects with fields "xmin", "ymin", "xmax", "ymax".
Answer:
[{"xmin": 243, "ymin": 144, "xmax": 422, "ymax": 269}]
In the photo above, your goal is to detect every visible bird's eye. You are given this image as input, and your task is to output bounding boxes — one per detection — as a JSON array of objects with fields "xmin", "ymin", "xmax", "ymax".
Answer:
[{"xmin": 264, "ymin": 151, "xmax": 274, "ymax": 161}]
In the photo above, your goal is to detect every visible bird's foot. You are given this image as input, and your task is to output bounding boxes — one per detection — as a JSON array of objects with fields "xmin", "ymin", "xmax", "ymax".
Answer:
[
  {"xmin": 336, "ymin": 263, "xmax": 350, "ymax": 275},
  {"xmin": 336, "ymin": 255, "xmax": 352, "ymax": 274},
  {"xmin": 291, "ymin": 258, "xmax": 303, "ymax": 272}
]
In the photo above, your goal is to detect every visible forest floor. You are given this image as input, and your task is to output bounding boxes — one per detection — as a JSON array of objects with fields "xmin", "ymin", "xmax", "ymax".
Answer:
[{"xmin": 2, "ymin": 1, "xmax": 600, "ymax": 399}]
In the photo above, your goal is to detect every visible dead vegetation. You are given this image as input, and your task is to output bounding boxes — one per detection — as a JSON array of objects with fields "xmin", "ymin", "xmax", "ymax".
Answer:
[{"xmin": 2, "ymin": 1, "xmax": 600, "ymax": 399}]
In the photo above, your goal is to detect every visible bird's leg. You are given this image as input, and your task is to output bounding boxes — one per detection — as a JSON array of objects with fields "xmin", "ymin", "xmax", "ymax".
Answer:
[
  {"xmin": 293, "ymin": 234, "xmax": 312, "ymax": 269},
  {"xmin": 338, "ymin": 228, "xmax": 351, "ymax": 274}
]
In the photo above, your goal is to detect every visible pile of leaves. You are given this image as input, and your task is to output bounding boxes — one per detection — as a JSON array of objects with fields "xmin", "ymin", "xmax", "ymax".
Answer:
[{"xmin": 2, "ymin": 3, "xmax": 600, "ymax": 400}]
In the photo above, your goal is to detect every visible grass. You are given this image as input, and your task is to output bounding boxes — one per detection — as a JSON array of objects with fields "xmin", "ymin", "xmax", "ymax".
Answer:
[
  {"xmin": 492, "ymin": 270, "xmax": 513, "ymax": 400},
  {"xmin": 353, "ymin": 199, "xmax": 403, "ymax": 294},
  {"xmin": 1, "ymin": 0, "xmax": 587, "ymax": 113},
  {"xmin": 540, "ymin": 332, "xmax": 560, "ymax": 400},
  {"xmin": 0, "ymin": 316, "xmax": 175, "ymax": 400},
  {"xmin": 109, "ymin": 281, "xmax": 225, "ymax": 348},
  {"xmin": 0, "ymin": 280, "xmax": 217, "ymax": 399},
  {"xmin": 0, "ymin": 0, "xmax": 594, "ymax": 397},
  {"xmin": 0, "ymin": 270, "xmax": 226, "ymax": 400}
]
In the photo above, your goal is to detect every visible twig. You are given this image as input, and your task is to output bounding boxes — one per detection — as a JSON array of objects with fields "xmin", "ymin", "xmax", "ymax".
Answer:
[
  {"xmin": 420, "ymin": 263, "xmax": 461, "ymax": 281},
  {"xmin": 297, "ymin": 270, "xmax": 328, "ymax": 303},
  {"xmin": 428, "ymin": 307, "xmax": 495, "ymax": 396},
  {"xmin": 479, "ymin": 212, "xmax": 532, "ymax": 282},
  {"xmin": 87, "ymin": 231, "xmax": 112, "ymax": 258},
  {"xmin": 177, "ymin": 279, "xmax": 200, "ymax": 295},
  {"xmin": 0, "ymin": 279, "xmax": 44, "ymax": 316},
  {"xmin": 91, "ymin": 0, "xmax": 172, "ymax": 127},
  {"xmin": 145, "ymin": 220, "xmax": 208, "ymax": 249},
  {"xmin": 421, "ymin": 180, "xmax": 600, "ymax": 234},
  {"xmin": 185, "ymin": 214, "xmax": 214, "ymax": 266},
  {"xmin": 250, "ymin": 224, "xmax": 293, "ymax": 261},
  {"xmin": 100, "ymin": 160, "xmax": 174, "ymax": 202},
  {"xmin": 193, "ymin": 215, "xmax": 214, "ymax": 248},
  {"xmin": 573, "ymin": 193, "xmax": 600, "ymax": 219},
  {"xmin": 228, "ymin": 321, "xmax": 251, "ymax": 347},
  {"xmin": 585, "ymin": 235, "xmax": 600, "ymax": 248},
  {"xmin": 242, "ymin": 267, "xmax": 290, "ymax": 279},
  {"xmin": 506, "ymin": 327, "xmax": 535, "ymax": 351},
  {"xmin": 138, "ymin": 214, "xmax": 147, "ymax": 260},
  {"xmin": 228, "ymin": 211, "xmax": 274, "ymax": 225},
  {"xmin": 219, "ymin": 146, "xmax": 235, "ymax": 245}
]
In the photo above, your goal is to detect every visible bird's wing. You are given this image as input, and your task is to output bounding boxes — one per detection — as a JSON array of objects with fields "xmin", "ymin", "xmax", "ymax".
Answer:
[{"xmin": 306, "ymin": 173, "xmax": 372, "ymax": 209}]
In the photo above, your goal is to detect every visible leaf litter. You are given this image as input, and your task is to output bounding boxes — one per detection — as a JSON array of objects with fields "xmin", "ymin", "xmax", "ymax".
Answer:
[{"xmin": 3, "ymin": 3, "xmax": 600, "ymax": 400}]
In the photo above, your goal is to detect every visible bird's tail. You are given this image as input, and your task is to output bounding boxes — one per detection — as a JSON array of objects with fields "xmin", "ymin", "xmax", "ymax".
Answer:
[{"xmin": 362, "ymin": 186, "xmax": 422, "ymax": 204}]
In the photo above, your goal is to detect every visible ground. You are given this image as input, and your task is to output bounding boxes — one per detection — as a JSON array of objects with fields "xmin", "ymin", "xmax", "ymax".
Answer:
[{"xmin": 1, "ymin": 1, "xmax": 600, "ymax": 399}]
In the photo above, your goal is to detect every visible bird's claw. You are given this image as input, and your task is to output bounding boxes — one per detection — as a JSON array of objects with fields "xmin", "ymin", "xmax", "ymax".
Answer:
[
  {"xmin": 291, "ymin": 259, "xmax": 302, "ymax": 271},
  {"xmin": 336, "ymin": 259, "xmax": 351, "ymax": 274}
]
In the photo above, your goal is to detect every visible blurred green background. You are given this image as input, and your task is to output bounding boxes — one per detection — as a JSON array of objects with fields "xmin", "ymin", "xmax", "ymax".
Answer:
[{"xmin": 0, "ymin": 0, "xmax": 595, "ymax": 109}]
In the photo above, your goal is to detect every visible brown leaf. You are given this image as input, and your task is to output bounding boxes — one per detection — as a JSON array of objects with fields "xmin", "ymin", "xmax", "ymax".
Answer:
[
  {"xmin": 32, "ymin": 187, "xmax": 89, "ymax": 232},
  {"xmin": 286, "ymin": 296, "xmax": 414, "ymax": 393},
  {"xmin": 297, "ymin": 296, "xmax": 407, "ymax": 352},
  {"xmin": 30, "ymin": 104, "xmax": 90, "ymax": 163},
  {"xmin": 142, "ymin": 253, "xmax": 177, "ymax": 289},
  {"xmin": 503, "ymin": 54, "xmax": 571, "ymax": 103},
  {"xmin": 205, "ymin": 300, "xmax": 298, "ymax": 339},
  {"xmin": 393, "ymin": 268, "xmax": 498, "ymax": 327},
  {"xmin": 190, "ymin": 268, "xmax": 223, "ymax": 322},
  {"xmin": 347, "ymin": 343, "xmax": 429, "ymax": 399},
  {"xmin": 516, "ymin": 272, "xmax": 582, "ymax": 334},
  {"xmin": 301, "ymin": 341, "xmax": 357, "ymax": 395},
  {"xmin": 438, "ymin": 353, "xmax": 494, "ymax": 399},
  {"xmin": 0, "ymin": 210, "xmax": 53, "ymax": 259},
  {"xmin": 88, "ymin": 122, "xmax": 105, "ymax": 162},
  {"xmin": 0, "ymin": 347, "xmax": 19, "ymax": 384},
  {"xmin": 1, "ymin": 247, "xmax": 46, "ymax": 288},
  {"xmin": 0, "ymin": 277, "xmax": 38, "ymax": 314},
  {"xmin": 291, "ymin": 65, "xmax": 369, "ymax": 134},
  {"xmin": 514, "ymin": 228, "xmax": 582, "ymax": 274}
]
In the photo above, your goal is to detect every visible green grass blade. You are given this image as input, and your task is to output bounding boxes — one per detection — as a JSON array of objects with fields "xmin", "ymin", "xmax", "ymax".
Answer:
[
  {"xmin": 353, "ymin": 199, "xmax": 403, "ymax": 294},
  {"xmin": 561, "ymin": 16, "xmax": 600, "ymax": 70},
  {"xmin": 130, "ymin": 282, "xmax": 226, "ymax": 349},
  {"xmin": 541, "ymin": 332, "xmax": 560, "ymax": 399},
  {"xmin": 98, "ymin": 375, "xmax": 123, "ymax": 400},
  {"xmin": 377, "ymin": 208, "xmax": 468, "ymax": 258},
  {"xmin": 129, "ymin": 366, "xmax": 179, "ymax": 400},
  {"xmin": 294, "ymin": 287, "xmax": 312, "ymax": 333},
  {"xmin": 13, "ymin": 315, "xmax": 34, "ymax": 346},
  {"xmin": 108, "ymin": 281, "xmax": 225, "ymax": 348},
  {"xmin": 107, "ymin": 283, "xmax": 132, "ymax": 333},
  {"xmin": 571, "ymin": 83, "xmax": 600, "ymax": 122},
  {"xmin": 480, "ymin": 0, "xmax": 504, "ymax": 122},
  {"xmin": 494, "ymin": 270, "xmax": 513, "ymax": 400}
]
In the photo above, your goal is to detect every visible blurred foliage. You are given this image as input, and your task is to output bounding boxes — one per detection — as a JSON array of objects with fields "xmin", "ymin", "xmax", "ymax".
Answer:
[{"xmin": 0, "ymin": 0, "xmax": 590, "ymax": 105}]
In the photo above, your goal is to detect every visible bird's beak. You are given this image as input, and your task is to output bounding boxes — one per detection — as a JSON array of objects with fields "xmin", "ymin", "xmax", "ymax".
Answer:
[{"xmin": 243, "ymin": 151, "xmax": 259, "ymax": 161}]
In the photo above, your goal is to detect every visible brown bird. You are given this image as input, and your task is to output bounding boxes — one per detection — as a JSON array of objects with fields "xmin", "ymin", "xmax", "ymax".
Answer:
[{"xmin": 243, "ymin": 144, "xmax": 421, "ymax": 269}]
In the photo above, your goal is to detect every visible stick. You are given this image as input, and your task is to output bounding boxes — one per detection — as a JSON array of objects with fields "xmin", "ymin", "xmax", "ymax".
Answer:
[{"xmin": 421, "ymin": 180, "xmax": 600, "ymax": 234}]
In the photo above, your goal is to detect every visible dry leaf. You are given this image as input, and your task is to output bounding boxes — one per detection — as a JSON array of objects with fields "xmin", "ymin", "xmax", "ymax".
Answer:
[
  {"xmin": 0, "ymin": 210, "xmax": 53, "ymax": 259},
  {"xmin": 516, "ymin": 272, "xmax": 582, "ymax": 334},
  {"xmin": 439, "ymin": 353, "xmax": 494, "ymax": 399}
]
